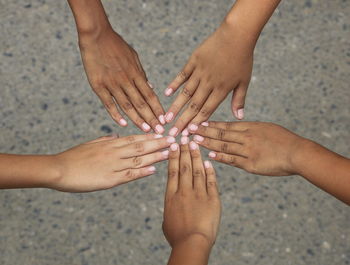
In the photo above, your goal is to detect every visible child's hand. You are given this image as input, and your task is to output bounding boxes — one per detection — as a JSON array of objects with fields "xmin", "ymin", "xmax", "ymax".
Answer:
[
  {"xmin": 165, "ymin": 21, "xmax": 253, "ymax": 136},
  {"xmin": 51, "ymin": 134, "xmax": 175, "ymax": 192},
  {"xmin": 163, "ymin": 139, "xmax": 221, "ymax": 250},
  {"xmin": 191, "ymin": 122, "xmax": 305, "ymax": 176},
  {"xmin": 79, "ymin": 28, "xmax": 165, "ymax": 134}
]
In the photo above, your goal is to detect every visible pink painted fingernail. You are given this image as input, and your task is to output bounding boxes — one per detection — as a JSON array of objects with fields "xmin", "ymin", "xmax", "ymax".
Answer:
[
  {"xmin": 165, "ymin": 87, "xmax": 173, "ymax": 96},
  {"xmin": 181, "ymin": 136, "xmax": 189, "ymax": 145},
  {"xmin": 204, "ymin": 160, "xmax": 212, "ymax": 168},
  {"xmin": 147, "ymin": 81, "xmax": 154, "ymax": 89},
  {"xmin": 159, "ymin": 115, "xmax": 166, "ymax": 125},
  {"xmin": 194, "ymin": 135, "xmax": 204, "ymax": 142},
  {"xmin": 182, "ymin": 129, "xmax": 189, "ymax": 136},
  {"xmin": 201, "ymin": 122, "xmax": 209, "ymax": 127},
  {"xmin": 170, "ymin": 143, "xmax": 179, "ymax": 151},
  {"xmin": 209, "ymin": 151, "xmax": 216, "ymax": 158},
  {"xmin": 190, "ymin": 141, "xmax": 198, "ymax": 150},
  {"xmin": 142, "ymin": 122, "xmax": 151, "ymax": 131},
  {"xmin": 148, "ymin": 166, "xmax": 156, "ymax": 172},
  {"xmin": 154, "ymin": 134, "xmax": 163, "ymax": 139},
  {"xmin": 189, "ymin": 124, "xmax": 198, "ymax": 132},
  {"xmin": 165, "ymin": 112, "xmax": 174, "ymax": 122},
  {"xmin": 237, "ymin": 108, "xmax": 244, "ymax": 120},
  {"xmin": 120, "ymin": 119, "xmax": 128, "ymax": 126},
  {"xmin": 169, "ymin": 127, "xmax": 178, "ymax": 137},
  {"xmin": 162, "ymin": 150, "xmax": 169, "ymax": 157},
  {"xmin": 156, "ymin": 124, "xmax": 165, "ymax": 134},
  {"xmin": 167, "ymin": 136, "xmax": 176, "ymax": 144}
]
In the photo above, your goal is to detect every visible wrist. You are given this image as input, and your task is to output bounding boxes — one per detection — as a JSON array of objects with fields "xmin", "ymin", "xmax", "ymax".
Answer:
[
  {"xmin": 172, "ymin": 233, "xmax": 213, "ymax": 251},
  {"xmin": 289, "ymin": 138, "xmax": 317, "ymax": 176}
]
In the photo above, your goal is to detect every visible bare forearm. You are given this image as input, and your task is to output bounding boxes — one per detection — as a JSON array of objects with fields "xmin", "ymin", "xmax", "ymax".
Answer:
[
  {"xmin": 293, "ymin": 140, "xmax": 350, "ymax": 205},
  {"xmin": 0, "ymin": 154, "xmax": 59, "ymax": 189}
]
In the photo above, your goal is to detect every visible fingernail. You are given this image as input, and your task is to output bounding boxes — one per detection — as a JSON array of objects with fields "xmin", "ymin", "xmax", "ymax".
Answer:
[
  {"xmin": 159, "ymin": 115, "xmax": 166, "ymax": 125},
  {"xmin": 190, "ymin": 141, "xmax": 198, "ymax": 150},
  {"xmin": 142, "ymin": 122, "xmax": 151, "ymax": 131},
  {"xmin": 209, "ymin": 151, "xmax": 216, "ymax": 158},
  {"xmin": 170, "ymin": 143, "xmax": 179, "ymax": 151},
  {"xmin": 167, "ymin": 136, "xmax": 176, "ymax": 144},
  {"xmin": 162, "ymin": 150, "xmax": 169, "ymax": 157},
  {"xmin": 165, "ymin": 112, "xmax": 174, "ymax": 122},
  {"xmin": 182, "ymin": 129, "xmax": 189, "ymax": 136},
  {"xmin": 204, "ymin": 160, "xmax": 212, "ymax": 168},
  {"xmin": 120, "ymin": 119, "xmax": 128, "ymax": 126},
  {"xmin": 169, "ymin": 127, "xmax": 178, "ymax": 136},
  {"xmin": 181, "ymin": 136, "xmax": 189, "ymax": 145},
  {"xmin": 147, "ymin": 81, "xmax": 154, "ymax": 89},
  {"xmin": 165, "ymin": 87, "xmax": 173, "ymax": 96},
  {"xmin": 154, "ymin": 134, "xmax": 163, "ymax": 139},
  {"xmin": 189, "ymin": 124, "xmax": 198, "ymax": 132},
  {"xmin": 194, "ymin": 135, "xmax": 204, "ymax": 142},
  {"xmin": 237, "ymin": 108, "xmax": 244, "ymax": 120},
  {"xmin": 148, "ymin": 166, "xmax": 156, "ymax": 172},
  {"xmin": 201, "ymin": 122, "xmax": 209, "ymax": 127},
  {"xmin": 156, "ymin": 124, "xmax": 165, "ymax": 134}
]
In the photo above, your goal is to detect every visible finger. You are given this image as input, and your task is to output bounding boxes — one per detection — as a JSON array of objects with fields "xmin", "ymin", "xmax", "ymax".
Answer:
[
  {"xmin": 205, "ymin": 121, "xmax": 250, "ymax": 131},
  {"xmin": 204, "ymin": 161, "xmax": 219, "ymax": 197},
  {"xmin": 122, "ymin": 83, "xmax": 163, "ymax": 133},
  {"xmin": 189, "ymin": 141, "xmax": 206, "ymax": 193},
  {"xmin": 118, "ymin": 136, "xmax": 176, "ymax": 158},
  {"xmin": 171, "ymin": 84, "xmax": 212, "ymax": 135},
  {"xmin": 193, "ymin": 135, "xmax": 247, "ymax": 157},
  {"xmin": 110, "ymin": 87, "xmax": 147, "ymax": 131},
  {"xmin": 166, "ymin": 77, "xmax": 200, "ymax": 127},
  {"xmin": 134, "ymin": 77, "xmax": 166, "ymax": 126},
  {"xmin": 189, "ymin": 125, "xmax": 245, "ymax": 144},
  {"xmin": 190, "ymin": 91, "xmax": 226, "ymax": 125},
  {"xmin": 113, "ymin": 134, "xmax": 163, "ymax": 148},
  {"xmin": 231, "ymin": 83, "xmax": 248, "ymax": 120},
  {"xmin": 133, "ymin": 52, "xmax": 148, "ymax": 80},
  {"xmin": 166, "ymin": 143, "xmax": 180, "ymax": 199},
  {"xmin": 165, "ymin": 61, "xmax": 195, "ymax": 96},
  {"xmin": 123, "ymin": 149, "xmax": 169, "ymax": 169},
  {"xmin": 85, "ymin": 135, "xmax": 119, "ymax": 144},
  {"xmin": 178, "ymin": 137, "xmax": 193, "ymax": 190},
  {"xmin": 208, "ymin": 151, "xmax": 247, "ymax": 170},
  {"xmin": 114, "ymin": 166, "xmax": 156, "ymax": 185},
  {"xmin": 94, "ymin": 87, "xmax": 128, "ymax": 126}
]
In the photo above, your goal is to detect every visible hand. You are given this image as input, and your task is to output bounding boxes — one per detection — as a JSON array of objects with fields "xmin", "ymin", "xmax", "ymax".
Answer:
[
  {"xmin": 165, "ymin": 21, "xmax": 253, "ymax": 136},
  {"xmin": 163, "ymin": 138, "xmax": 221, "ymax": 249},
  {"xmin": 191, "ymin": 121, "xmax": 306, "ymax": 176},
  {"xmin": 79, "ymin": 27, "xmax": 166, "ymax": 133},
  {"xmin": 51, "ymin": 134, "xmax": 175, "ymax": 192}
]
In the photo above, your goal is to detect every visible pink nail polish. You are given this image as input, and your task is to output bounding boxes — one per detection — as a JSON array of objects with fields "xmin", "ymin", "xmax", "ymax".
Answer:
[
  {"xmin": 165, "ymin": 88, "xmax": 173, "ymax": 96},
  {"xmin": 181, "ymin": 136, "xmax": 189, "ymax": 145},
  {"xmin": 201, "ymin": 122, "xmax": 209, "ymax": 127},
  {"xmin": 156, "ymin": 124, "xmax": 165, "ymax": 134},
  {"xmin": 204, "ymin": 160, "xmax": 212, "ymax": 168},
  {"xmin": 167, "ymin": 136, "xmax": 176, "ymax": 144},
  {"xmin": 182, "ymin": 129, "xmax": 189, "ymax": 136},
  {"xmin": 159, "ymin": 115, "xmax": 166, "ymax": 125},
  {"xmin": 169, "ymin": 127, "xmax": 178, "ymax": 136},
  {"xmin": 162, "ymin": 150, "xmax": 169, "ymax": 157},
  {"xmin": 120, "ymin": 119, "xmax": 127, "ymax": 126},
  {"xmin": 142, "ymin": 122, "xmax": 151, "ymax": 131},
  {"xmin": 189, "ymin": 141, "xmax": 198, "ymax": 150},
  {"xmin": 165, "ymin": 112, "xmax": 174, "ymax": 122},
  {"xmin": 170, "ymin": 143, "xmax": 179, "ymax": 151},
  {"xmin": 209, "ymin": 151, "xmax": 216, "ymax": 158},
  {"xmin": 237, "ymin": 109, "xmax": 244, "ymax": 120},
  {"xmin": 189, "ymin": 124, "xmax": 198, "ymax": 132},
  {"xmin": 194, "ymin": 135, "xmax": 204, "ymax": 142},
  {"xmin": 148, "ymin": 166, "xmax": 156, "ymax": 172}
]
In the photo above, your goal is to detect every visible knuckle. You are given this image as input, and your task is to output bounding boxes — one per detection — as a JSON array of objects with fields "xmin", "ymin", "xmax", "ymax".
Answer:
[
  {"xmin": 227, "ymin": 155, "xmax": 236, "ymax": 165},
  {"xmin": 189, "ymin": 101, "xmax": 200, "ymax": 112},
  {"xmin": 199, "ymin": 108, "xmax": 210, "ymax": 118},
  {"xmin": 216, "ymin": 129, "xmax": 225, "ymax": 140},
  {"xmin": 180, "ymin": 163, "xmax": 190, "ymax": 175},
  {"xmin": 104, "ymin": 100, "xmax": 115, "ymax": 110},
  {"xmin": 124, "ymin": 169, "xmax": 135, "ymax": 180},
  {"xmin": 207, "ymin": 180, "xmax": 217, "ymax": 188},
  {"xmin": 132, "ymin": 156, "xmax": 143, "ymax": 167},
  {"xmin": 169, "ymin": 169, "xmax": 178, "ymax": 178},
  {"xmin": 193, "ymin": 169, "xmax": 203, "ymax": 177},
  {"xmin": 220, "ymin": 142, "xmax": 229, "ymax": 153},
  {"xmin": 134, "ymin": 142, "xmax": 145, "ymax": 153},
  {"xmin": 121, "ymin": 101, "xmax": 133, "ymax": 111},
  {"xmin": 178, "ymin": 71, "xmax": 188, "ymax": 80},
  {"xmin": 125, "ymin": 135, "xmax": 136, "ymax": 144},
  {"xmin": 145, "ymin": 90, "xmax": 157, "ymax": 100},
  {"xmin": 182, "ymin": 87, "xmax": 193, "ymax": 98},
  {"xmin": 135, "ymin": 100, "xmax": 147, "ymax": 109}
]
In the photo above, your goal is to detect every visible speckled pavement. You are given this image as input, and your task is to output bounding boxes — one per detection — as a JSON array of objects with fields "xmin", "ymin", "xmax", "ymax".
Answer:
[{"xmin": 0, "ymin": 0, "xmax": 349, "ymax": 264}]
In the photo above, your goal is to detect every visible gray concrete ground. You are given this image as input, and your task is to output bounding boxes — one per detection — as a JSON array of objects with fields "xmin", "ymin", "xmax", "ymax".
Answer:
[{"xmin": 0, "ymin": 0, "xmax": 349, "ymax": 264}]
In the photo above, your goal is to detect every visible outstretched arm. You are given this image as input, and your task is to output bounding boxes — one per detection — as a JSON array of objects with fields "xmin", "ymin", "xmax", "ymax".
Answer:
[
  {"xmin": 165, "ymin": 0, "xmax": 281, "ymax": 136},
  {"xmin": 190, "ymin": 121, "xmax": 350, "ymax": 205},
  {"xmin": 67, "ymin": 0, "xmax": 166, "ymax": 133}
]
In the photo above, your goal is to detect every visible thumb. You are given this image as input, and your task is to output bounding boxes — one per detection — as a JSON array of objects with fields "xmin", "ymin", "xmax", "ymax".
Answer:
[{"xmin": 231, "ymin": 84, "xmax": 248, "ymax": 120}]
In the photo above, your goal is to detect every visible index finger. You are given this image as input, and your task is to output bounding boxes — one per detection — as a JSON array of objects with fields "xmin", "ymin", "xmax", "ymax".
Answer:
[
  {"xmin": 189, "ymin": 125, "xmax": 245, "ymax": 144},
  {"xmin": 206, "ymin": 121, "xmax": 250, "ymax": 131},
  {"xmin": 165, "ymin": 143, "xmax": 180, "ymax": 200},
  {"xmin": 189, "ymin": 141, "xmax": 206, "ymax": 193},
  {"xmin": 178, "ymin": 137, "xmax": 193, "ymax": 191}
]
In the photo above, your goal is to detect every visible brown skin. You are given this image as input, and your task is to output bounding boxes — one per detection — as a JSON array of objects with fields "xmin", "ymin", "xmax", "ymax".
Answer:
[
  {"xmin": 0, "ymin": 134, "xmax": 175, "ymax": 192},
  {"xmin": 166, "ymin": 0, "xmax": 281, "ymax": 136},
  {"xmin": 163, "ymin": 140, "xmax": 221, "ymax": 265},
  {"xmin": 68, "ymin": 0, "xmax": 166, "ymax": 133},
  {"xmin": 190, "ymin": 121, "xmax": 350, "ymax": 205}
]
